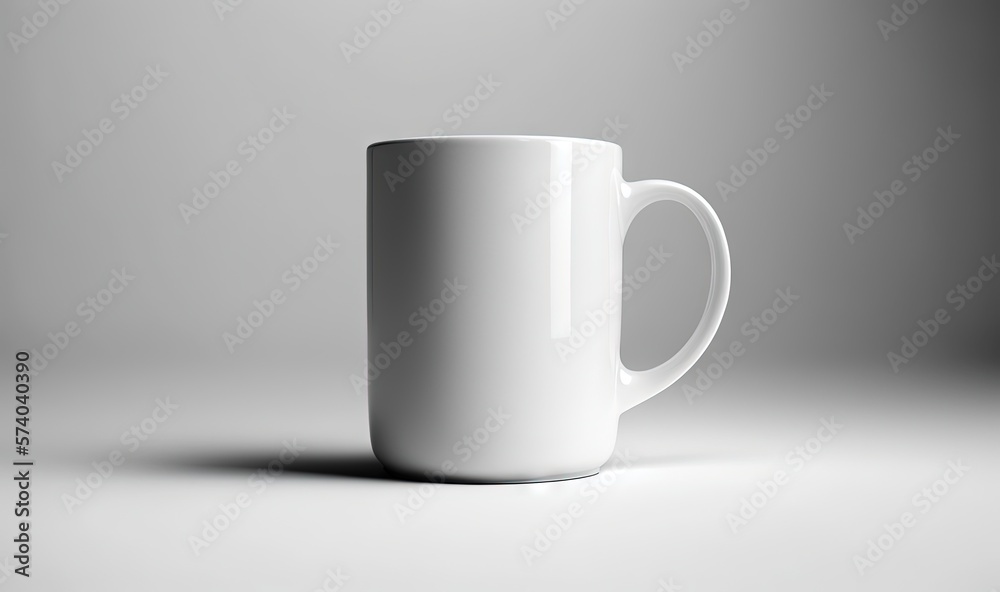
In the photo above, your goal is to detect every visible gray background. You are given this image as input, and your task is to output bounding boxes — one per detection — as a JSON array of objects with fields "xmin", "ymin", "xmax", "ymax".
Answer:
[{"xmin": 1, "ymin": 0, "xmax": 997, "ymax": 590}]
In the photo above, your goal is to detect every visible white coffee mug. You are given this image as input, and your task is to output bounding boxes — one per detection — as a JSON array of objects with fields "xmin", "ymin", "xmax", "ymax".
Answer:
[{"xmin": 367, "ymin": 135, "xmax": 730, "ymax": 483}]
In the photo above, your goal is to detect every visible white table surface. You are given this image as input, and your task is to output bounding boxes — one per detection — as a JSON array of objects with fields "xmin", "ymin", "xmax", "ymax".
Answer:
[{"xmin": 14, "ymin": 366, "xmax": 999, "ymax": 591}]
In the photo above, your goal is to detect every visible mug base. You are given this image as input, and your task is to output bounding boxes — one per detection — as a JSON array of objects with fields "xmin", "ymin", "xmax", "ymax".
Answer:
[{"xmin": 382, "ymin": 464, "xmax": 599, "ymax": 485}]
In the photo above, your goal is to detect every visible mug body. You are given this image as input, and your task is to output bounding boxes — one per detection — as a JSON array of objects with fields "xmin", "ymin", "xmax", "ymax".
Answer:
[{"xmin": 368, "ymin": 136, "xmax": 625, "ymax": 483}]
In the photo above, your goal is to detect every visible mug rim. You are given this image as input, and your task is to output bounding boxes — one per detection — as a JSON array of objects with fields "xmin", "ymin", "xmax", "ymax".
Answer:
[{"xmin": 368, "ymin": 134, "xmax": 622, "ymax": 150}]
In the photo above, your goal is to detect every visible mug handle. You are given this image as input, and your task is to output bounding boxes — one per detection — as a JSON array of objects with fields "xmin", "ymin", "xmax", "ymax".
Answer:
[{"xmin": 615, "ymin": 178, "xmax": 732, "ymax": 413}]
